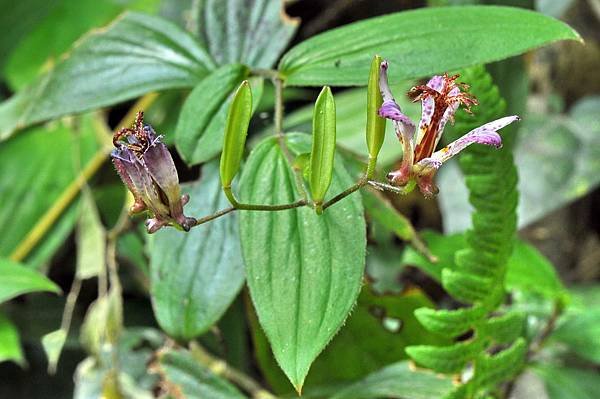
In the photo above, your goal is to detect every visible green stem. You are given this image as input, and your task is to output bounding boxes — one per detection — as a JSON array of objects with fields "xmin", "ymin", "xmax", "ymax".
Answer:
[
  {"xmin": 367, "ymin": 179, "xmax": 416, "ymax": 195},
  {"xmin": 322, "ymin": 179, "xmax": 366, "ymax": 211},
  {"xmin": 365, "ymin": 156, "xmax": 378, "ymax": 179},
  {"xmin": 223, "ymin": 186, "xmax": 306, "ymax": 211}
]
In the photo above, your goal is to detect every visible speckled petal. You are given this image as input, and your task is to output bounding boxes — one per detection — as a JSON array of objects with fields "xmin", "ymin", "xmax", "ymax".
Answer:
[
  {"xmin": 379, "ymin": 60, "xmax": 416, "ymax": 170},
  {"xmin": 417, "ymin": 115, "xmax": 519, "ymax": 169}
]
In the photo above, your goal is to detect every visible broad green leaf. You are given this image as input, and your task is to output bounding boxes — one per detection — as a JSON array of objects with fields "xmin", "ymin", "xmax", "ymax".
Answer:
[
  {"xmin": 175, "ymin": 64, "xmax": 248, "ymax": 165},
  {"xmin": 249, "ymin": 287, "xmax": 449, "ymax": 394},
  {"xmin": 239, "ymin": 133, "xmax": 366, "ymax": 391},
  {"xmin": 0, "ymin": 12, "xmax": 215, "ymax": 139},
  {"xmin": 75, "ymin": 190, "xmax": 106, "ymax": 280},
  {"xmin": 473, "ymin": 338, "xmax": 526, "ymax": 389},
  {"xmin": 0, "ymin": 117, "xmax": 99, "ymax": 268},
  {"xmin": 551, "ymin": 308, "xmax": 600, "ymax": 364},
  {"xmin": 0, "ymin": 313, "xmax": 24, "ymax": 365},
  {"xmin": 533, "ymin": 365, "xmax": 600, "ymax": 399},
  {"xmin": 0, "ymin": 258, "xmax": 60, "ymax": 303},
  {"xmin": 196, "ymin": 0, "xmax": 298, "ymax": 68},
  {"xmin": 4, "ymin": 0, "xmax": 161, "ymax": 90},
  {"xmin": 42, "ymin": 329, "xmax": 67, "ymax": 373},
  {"xmin": 506, "ymin": 240, "xmax": 567, "ymax": 301},
  {"xmin": 0, "ymin": 0, "xmax": 56, "ymax": 71},
  {"xmin": 149, "ymin": 161, "xmax": 245, "ymax": 340},
  {"xmin": 362, "ymin": 188, "xmax": 420, "ymax": 243},
  {"xmin": 281, "ymin": 81, "xmax": 420, "ymax": 167},
  {"xmin": 310, "ymin": 86, "xmax": 336, "ymax": 207},
  {"xmin": 415, "ymin": 305, "xmax": 486, "ymax": 338},
  {"xmin": 158, "ymin": 348, "xmax": 246, "ymax": 399},
  {"xmin": 279, "ymin": 6, "xmax": 580, "ymax": 86},
  {"xmin": 220, "ymin": 80, "xmax": 253, "ymax": 188},
  {"xmin": 400, "ymin": 231, "xmax": 465, "ymax": 281},
  {"xmin": 406, "ymin": 339, "xmax": 484, "ymax": 374},
  {"xmin": 330, "ymin": 361, "xmax": 453, "ymax": 399}
]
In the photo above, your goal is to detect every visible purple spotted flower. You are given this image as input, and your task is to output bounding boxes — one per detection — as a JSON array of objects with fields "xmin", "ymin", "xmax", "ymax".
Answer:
[
  {"xmin": 378, "ymin": 61, "xmax": 520, "ymax": 197},
  {"xmin": 111, "ymin": 111, "xmax": 195, "ymax": 233}
]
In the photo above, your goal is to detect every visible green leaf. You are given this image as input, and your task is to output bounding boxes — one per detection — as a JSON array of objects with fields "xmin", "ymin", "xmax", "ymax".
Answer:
[
  {"xmin": 406, "ymin": 339, "xmax": 484, "ymax": 374},
  {"xmin": 175, "ymin": 64, "xmax": 248, "ymax": 165},
  {"xmin": 473, "ymin": 338, "xmax": 526, "ymax": 389},
  {"xmin": 249, "ymin": 288, "xmax": 449, "ymax": 394},
  {"xmin": 330, "ymin": 361, "xmax": 453, "ymax": 399},
  {"xmin": 149, "ymin": 161, "xmax": 245, "ymax": 340},
  {"xmin": 506, "ymin": 240, "xmax": 567, "ymax": 301},
  {"xmin": 533, "ymin": 365, "xmax": 600, "ymax": 399},
  {"xmin": 362, "ymin": 188, "xmax": 420, "ymax": 244},
  {"xmin": 0, "ymin": 258, "xmax": 60, "ymax": 303},
  {"xmin": 75, "ymin": 190, "xmax": 106, "ymax": 280},
  {"xmin": 196, "ymin": 0, "xmax": 298, "ymax": 68},
  {"xmin": 476, "ymin": 311, "xmax": 524, "ymax": 344},
  {"xmin": 0, "ymin": 312, "xmax": 24, "ymax": 366},
  {"xmin": 310, "ymin": 86, "xmax": 336, "ymax": 208},
  {"xmin": 415, "ymin": 305, "xmax": 486, "ymax": 338},
  {"xmin": 0, "ymin": 118, "xmax": 98, "ymax": 268},
  {"xmin": 4, "ymin": 0, "xmax": 161, "ymax": 90},
  {"xmin": 400, "ymin": 231, "xmax": 466, "ymax": 281},
  {"xmin": 442, "ymin": 268, "xmax": 494, "ymax": 304},
  {"xmin": 402, "ymin": 231, "xmax": 567, "ymax": 301},
  {"xmin": 220, "ymin": 80, "xmax": 253, "ymax": 188},
  {"xmin": 279, "ymin": 6, "xmax": 580, "ymax": 86},
  {"xmin": 239, "ymin": 133, "xmax": 366, "ymax": 391},
  {"xmin": 0, "ymin": 12, "xmax": 215, "ymax": 139},
  {"xmin": 158, "ymin": 348, "xmax": 246, "ymax": 399},
  {"xmin": 42, "ymin": 329, "xmax": 67, "ymax": 374},
  {"xmin": 0, "ymin": 0, "xmax": 57, "ymax": 71},
  {"xmin": 551, "ymin": 308, "xmax": 600, "ymax": 364}
]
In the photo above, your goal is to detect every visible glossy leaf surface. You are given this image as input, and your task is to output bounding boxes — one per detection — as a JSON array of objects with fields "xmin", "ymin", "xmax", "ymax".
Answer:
[
  {"xmin": 197, "ymin": 0, "xmax": 298, "ymax": 68},
  {"xmin": 280, "ymin": 6, "xmax": 580, "ymax": 86},
  {"xmin": 239, "ymin": 134, "xmax": 365, "ymax": 391},
  {"xmin": 0, "ymin": 258, "xmax": 60, "ymax": 303},
  {"xmin": 149, "ymin": 162, "xmax": 245, "ymax": 340},
  {"xmin": 330, "ymin": 361, "xmax": 453, "ymax": 399},
  {"xmin": 175, "ymin": 64, "xmax": 248, "ymax": 165},
  {"xmin": 0, "ymin": 12, "xmax": 215, "ymax": 139}
]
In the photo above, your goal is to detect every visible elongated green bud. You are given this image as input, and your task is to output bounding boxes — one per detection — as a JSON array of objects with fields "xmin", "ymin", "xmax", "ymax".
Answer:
[
  {"xmin": 310, "ymin": 86, "xmax": 336, "ymax": 214},
  {"xmin": 365, "ymin": 55, "xmax": 385, "ymax": 177},
  {"xmin": 220, "ymin": 80, "xmax": 252, "ymax": 189}
]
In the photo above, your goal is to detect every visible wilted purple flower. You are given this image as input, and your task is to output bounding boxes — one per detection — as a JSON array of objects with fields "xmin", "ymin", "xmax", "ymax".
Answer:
[
  {"xmin": 111, "ymin": 111, "xmax": 195, "ymax": 233},
  {"xmin": 378, "ymin": 61, "xmax": 520, "ymax": 197}
]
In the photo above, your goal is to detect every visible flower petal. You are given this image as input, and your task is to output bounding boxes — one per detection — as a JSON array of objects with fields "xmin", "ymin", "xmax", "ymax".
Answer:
[
  {"xmin": 142, "ymin": 132, "xmax": 181, "ymax": 204},
  {"xmin": 378, "ymin": 60, "xmax": 416, "ymax": 168},
  {"xmin": 415, "ymin": 115, "xmax": 520, "ymax": 173}
]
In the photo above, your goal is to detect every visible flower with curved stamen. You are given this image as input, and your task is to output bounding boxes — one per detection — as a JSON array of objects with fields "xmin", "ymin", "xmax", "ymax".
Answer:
[
  {"xmin": 378, "ymin": 61, "xmax": 520, "ymax": 197},
  {"xmin": 111, "ymin": 111, "xmax": 195, "ymax": 233}
]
